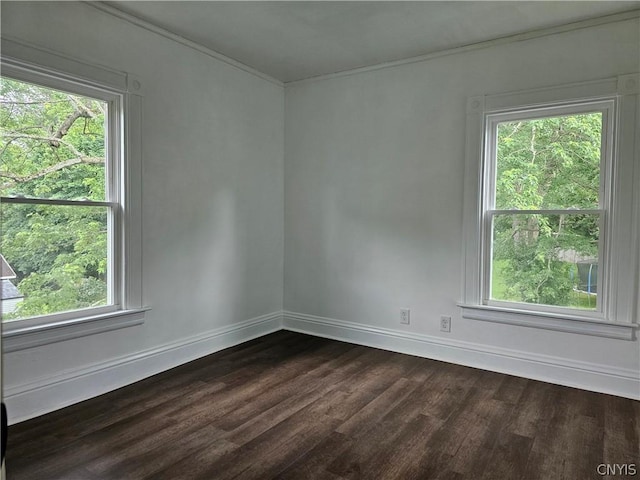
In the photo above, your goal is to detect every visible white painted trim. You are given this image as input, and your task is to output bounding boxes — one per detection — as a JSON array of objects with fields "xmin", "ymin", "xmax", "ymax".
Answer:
[
  {"xmin": 286, "ymin": 10, "xmax": 640, "ymax": 86},
  {"xmin": 4, "ymin": 312, "xmax": 283, "ymax": 424},
  {"xmin": 462, "ymin": 74, "xmax": 640, "ymax": 331},
  {"xmin": 86, "ymin": 1, "xmax": 283, "ymax": 87},
  {"xmin": 1, "ymin": 37, "xmax": 128, "ymax": 93},
  {"xmin": 1, "ymin": 45, "xmax": 146, "ymax": 342},
  {"xmin": 483, "ymin": 77, "xmax": 619, "ymax": 113},
  {"xmin": 618, "ymin": 73, "xmax": 640, "ymax": 95},
  {"xmin": 7, "ymin": 309, "xmax": 638, "ymax": 423},
  {"xmin": 2, "ymin": 308, "xmax": 148, "ymax": 353},
  {"xmin": 459, "ymin": 304, "xmax": 636, "ymax": 341},
  {"xmin": 282, "ymin": 311, "xmax": 640, "ymax": 400}
]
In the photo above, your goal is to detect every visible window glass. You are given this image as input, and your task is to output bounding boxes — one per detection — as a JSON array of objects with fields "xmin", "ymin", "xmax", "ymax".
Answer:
[
  {"xmin": 1, "ymin": 77, "xmax": 112, "ymax": 322},
  {"xmin": 495, "ymin": 113, "xmax": 602, "ymax": 210},
  {"xmin": 487, "ymin": 111, "xmax": 603, "ymax": 311},
  {"xmin": 490, "ymin": 212, "xmax": 599, "ymax": 309}
]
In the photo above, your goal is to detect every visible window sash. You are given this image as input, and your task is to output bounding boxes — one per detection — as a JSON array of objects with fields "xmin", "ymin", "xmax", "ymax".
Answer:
[
  {"xmin": 479, "ymin": 100, "xmax": 615, "ymax": 318},
  {"xmin": 481, "ymin": 209, "xmax": 605, "ymax": 317},
  {"xmin": 483, "ymin": 100, "xmax": 614, "ymax": 213},
  {"xmin": 0, "ymin": 71, "xmax": 124, "ymax": 327}
]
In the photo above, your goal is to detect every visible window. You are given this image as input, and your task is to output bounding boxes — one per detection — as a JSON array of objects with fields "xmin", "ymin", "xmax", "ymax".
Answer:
[
  {"xmin": 461, "ymin": 75, "xmax": 639, "ymax": 340},
  {"xmin": 484, "ymin": 103, "xmax": 611, "ymax": 314},
  {"xmin": 1, "ymin": 40, "xmax": 144, "ymax": 351},
  {"xmin": 1, "ymin": 76, "xmax": 118, "ymax": 322}
]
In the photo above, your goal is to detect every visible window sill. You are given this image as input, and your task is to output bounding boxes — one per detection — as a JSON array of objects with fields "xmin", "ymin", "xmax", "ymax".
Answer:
[
  {"xmin": 2, "ymin": 308, "xmax": 149, "ymax": 353},
  {"xmin": 458, "ymin": 304, "xmax": 637, "ymax": 340}
]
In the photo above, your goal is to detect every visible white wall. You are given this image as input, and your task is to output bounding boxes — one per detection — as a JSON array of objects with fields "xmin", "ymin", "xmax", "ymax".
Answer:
[
  {"xmin": 2, "ymin": 3, "xmax": 638, "ymax": 422},
  {"xmin": 284, "ymin": 19, "xmax": 639, "ymax": 392},
  {"xmin": 1, "ymin": 1, "xmax": 284, "ymax": 421}
]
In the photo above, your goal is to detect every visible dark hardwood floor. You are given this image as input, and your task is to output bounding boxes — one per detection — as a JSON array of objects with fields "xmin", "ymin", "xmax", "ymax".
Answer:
[{"xmin": 6, "ymin": 331, "xmax": 639, "ymax": 480}]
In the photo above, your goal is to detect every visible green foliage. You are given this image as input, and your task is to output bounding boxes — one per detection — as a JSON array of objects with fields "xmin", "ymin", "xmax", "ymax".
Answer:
[
  {"xmin": 493, "ymin": 215, "xmax": 573, "ymax": 305},
  {"xmin": 1, "ymin": 77, "xmax": 108, "ymax": 320},
  {"xmin": 496, "ymin": 114, "xmax": 601, "ymax": 210},
  {"xmin": 491, "ymin": 112, "xmax": 602, "ymax": 309}
]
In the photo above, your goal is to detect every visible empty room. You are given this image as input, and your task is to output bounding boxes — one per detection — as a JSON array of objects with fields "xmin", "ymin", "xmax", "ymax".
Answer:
[{"xmin": 1, "ymin": 1, "xmax": 639, "ymax": 479}]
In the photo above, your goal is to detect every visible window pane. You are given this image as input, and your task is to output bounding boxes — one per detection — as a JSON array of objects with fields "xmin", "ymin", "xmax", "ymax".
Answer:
[
  {"xmin": 495, "ymin": 113, "xmax": 602, "ymax": 210},
  {"xmin": 1, "ymin": 203, "xmax": 110, "ymax": 322},
  {"xmin": 490, "ymin": 213, "xmax": 599, "ymax": 310},
  {"xmin": 0, "ymin": 77, "xmax": 107, "ymax": 201}
]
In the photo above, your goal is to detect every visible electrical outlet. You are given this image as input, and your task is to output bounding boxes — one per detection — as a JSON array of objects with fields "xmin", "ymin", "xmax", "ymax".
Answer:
[
  {"xmin": 400, "ymin": 308, "xmax": 410, "ymax": 325},
  {"xmin": 440, "ymin": 315, "xmax": 451, "ymax": 332}
]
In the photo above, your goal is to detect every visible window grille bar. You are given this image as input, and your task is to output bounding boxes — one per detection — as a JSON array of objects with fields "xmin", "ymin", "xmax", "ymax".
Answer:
[
  {"xmin": 1, "ymin": 196, "xmax": 116, "ymax": 208},
  {"xmin": 488, "ymin": 209, "xmax": 603, "ymax": 216}
]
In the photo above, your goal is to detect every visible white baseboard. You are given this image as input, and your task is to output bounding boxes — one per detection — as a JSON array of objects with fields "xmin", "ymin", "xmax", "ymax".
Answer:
[
  {"xmin": 282, "ymin": 311, "xmax": 640, "ymax": 400},
  {"xmin": 5, "ymin": 312, "xmax": 283, "ymax": 424},
  {"xmin": 7, "ymin": 309, "xmax": 638, "ymax": 424}
]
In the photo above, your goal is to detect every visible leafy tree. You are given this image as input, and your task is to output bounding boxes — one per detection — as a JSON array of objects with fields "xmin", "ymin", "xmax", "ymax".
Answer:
[
  {"xmin": 1, "ymin": 77, "xmax": 108, "ymax": 320},
  {"xmin": 492, "ymin": 113, "xmax": 602, "ymax": 308}
]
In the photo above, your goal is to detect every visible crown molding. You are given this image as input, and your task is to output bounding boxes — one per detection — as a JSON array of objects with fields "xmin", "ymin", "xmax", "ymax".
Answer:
[
  {"xmin": 286, "ymin": 9, "xmax": 640, "ymax": 87},
  {"xmin": 86, "ymin": 1, "xmax": 284, "ymax": 88},
  {"xmin": 87, "ymin": 4, "xmax": 639, "ymax": 88}
]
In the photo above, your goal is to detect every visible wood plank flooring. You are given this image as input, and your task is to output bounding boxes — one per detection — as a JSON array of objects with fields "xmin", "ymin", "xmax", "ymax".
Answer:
[{"xmin": 6, "ymin": 331, "xmax": 640, "ymax": 480}]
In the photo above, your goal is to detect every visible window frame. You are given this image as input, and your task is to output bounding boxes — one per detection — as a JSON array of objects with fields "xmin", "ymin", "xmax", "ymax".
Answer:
[
  {"xmin": 460, "ymin": 75, "xmax": 639, "ymax": 340},
  {"xmin": 1, "ymin": 39, "xmax": 146, "ymax": 352},
  {"xmin": 1, "ymin": 72, "xmax": 122, "ymax": 324},
  {"xmin": 481, "ymin": 100, "xmax": 614, "ymax": 317}
]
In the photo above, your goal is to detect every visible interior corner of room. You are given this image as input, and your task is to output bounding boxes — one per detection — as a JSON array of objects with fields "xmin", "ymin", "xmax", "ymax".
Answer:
[{"xmin": 0, "ymin": 3, "xmax": 638, "ymax": 474}]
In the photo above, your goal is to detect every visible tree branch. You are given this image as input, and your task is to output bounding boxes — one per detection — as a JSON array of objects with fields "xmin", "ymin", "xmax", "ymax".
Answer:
[
  {"xmin": 1, "ymin": 156, "xmax": 104, "ymax": 188},
  {"xmin": 4, "ymin": 133, "xmax": 88, "ymax": 158},
  {"xmin": 49, "ymin": 105, "xmax": 93, "ymax": 147}
]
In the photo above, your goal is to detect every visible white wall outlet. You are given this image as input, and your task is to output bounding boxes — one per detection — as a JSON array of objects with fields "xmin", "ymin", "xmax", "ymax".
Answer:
[
  {"xmin": 440, "ymin": 315, "xmax": 451, "ymax": 332},
  {"xmin": 400, "ymin": 308, "xmax": 410, "ymax": 325}
]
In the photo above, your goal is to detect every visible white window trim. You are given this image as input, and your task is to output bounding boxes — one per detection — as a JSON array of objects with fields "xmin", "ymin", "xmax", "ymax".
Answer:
[
  {"xmin": 459, "ymin": 74, "xmax": 639, "ymax": 340},
  {"xmin": 1, "ymin": 39, "xmax": 146, "ymax": 351}
]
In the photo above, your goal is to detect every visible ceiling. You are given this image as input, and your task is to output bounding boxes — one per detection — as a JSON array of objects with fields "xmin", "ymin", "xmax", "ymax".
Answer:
[{"xmin": 104, "ymin": 1, "xmax": 640, "ymax": 83}]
